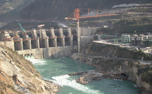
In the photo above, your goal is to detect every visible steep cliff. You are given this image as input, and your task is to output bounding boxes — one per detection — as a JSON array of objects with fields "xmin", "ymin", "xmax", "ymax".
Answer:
[
  {"xmin": 87, "ymin": 42, "xmax": 152, "ymax": 60},
  {"xmin": 0, "ymin": 43, "xmax": 59, "ymax": 94},
  {"xmin": 72, "ymin": 42, "xmax": 152, "ymax": 94}
]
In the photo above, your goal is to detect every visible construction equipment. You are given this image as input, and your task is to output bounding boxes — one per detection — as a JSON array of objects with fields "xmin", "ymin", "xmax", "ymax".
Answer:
[
  {"xmin": 37, "ymin": 24, "xmax": 45, "ymax": 39},
  {"xmin": 65, "ymin": 8, "xmax": 117, "ymax": 53},
  {"xmin": 37, "ymin": 24, "xmax": 45, "ymax": 29},
  {"xmin": 65, "ymin": 8, "xmax": 116, "ymax": 20},
  {"xmin": 18, "ymin": 21, "xmax": 26, "ymax": 32}
]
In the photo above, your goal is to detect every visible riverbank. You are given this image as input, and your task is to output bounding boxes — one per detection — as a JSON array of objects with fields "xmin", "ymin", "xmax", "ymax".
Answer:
[
  {"xmin": 71, "ymin": 45, "xmax": 152, "ymax": 94},
  {"xmin": 68, "ymin": 70, "xmax": 128, "ymax": 85},
  {"xmin": 30, "ymin": 56, "xmax": 140, "ymax": 94}
]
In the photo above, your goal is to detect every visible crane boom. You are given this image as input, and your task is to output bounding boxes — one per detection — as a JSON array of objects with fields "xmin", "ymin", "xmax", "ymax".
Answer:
[
  {"xmin": 18, "ymin": 22, "xmax": 26, "ymax": 32},
  {"xmin": 65, "ymin": 13, "xmax": 116, "ymax": 20},
  {"xmin": 65, "ymin": 8, "xmax": 117, "ymax": 20}
]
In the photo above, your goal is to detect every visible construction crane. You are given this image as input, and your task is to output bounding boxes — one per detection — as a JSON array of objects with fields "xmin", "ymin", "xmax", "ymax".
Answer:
[{"xmin": 65, "ymin": 8, "xmax": 117, "ymax": 53}]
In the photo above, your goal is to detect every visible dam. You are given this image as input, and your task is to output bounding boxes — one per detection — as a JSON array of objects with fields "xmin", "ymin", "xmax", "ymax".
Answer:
[{"xmin": 0, "ymin": 27, "xmax": 97, "ymax": 58}]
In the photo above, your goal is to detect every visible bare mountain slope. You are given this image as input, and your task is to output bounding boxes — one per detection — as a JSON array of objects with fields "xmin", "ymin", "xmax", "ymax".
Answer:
[{"xmin": 21, "ymin": 0, "xmax": 152, "ymax": 21}]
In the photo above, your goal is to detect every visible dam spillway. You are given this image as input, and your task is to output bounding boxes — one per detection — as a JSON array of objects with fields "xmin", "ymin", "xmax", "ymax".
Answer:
[
  {"xmin": 0, "ymin": 27, "xmax": 97, "ymax": 58},
  {"xmin": 0, "ymin": 28, "xmax": 76, "ymax": 58}
]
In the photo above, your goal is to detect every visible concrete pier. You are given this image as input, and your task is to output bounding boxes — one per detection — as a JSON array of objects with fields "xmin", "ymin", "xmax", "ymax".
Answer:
[
  {"xmin": 68, "ymin": 28, "xmax": 73, "ymax": 46},
  {"xmin": 49, "ymin": 28, "xmax": 57, "ymax": 47},
  {"xmin": 72, "ymin": 29, "xmax": 78, "ymax": 46},
  {"xmin": 14, "ymin": 38, "xmax": 23, "ymax": 51},
  {"xmin": 31, "ymin": 29, "xmax": 39, "ymax": 49},
  {"xmin": 41, "ymin": 29, "xmax": 49, "ymax": 48},
  {"xmin": 13, "ymin": 31, "xmax": 23, "ymax": 51},
  {"xmin": 23, "ymin": 40, "xmax": 31, "ymax": 50},
  {"xmin": 0, "ymin": 31, "xmax": 11, "ymax": 41},
  {"xmin": 22, "ymin": 32, "xmax": 31, "ymax": 50},
  {"xmin": 59, "ymin": 28, "xmax": 65, "ymax": 46},
  {"xmin": 0, "ymin": 31, "xmax": 15, "ymax": 50}
]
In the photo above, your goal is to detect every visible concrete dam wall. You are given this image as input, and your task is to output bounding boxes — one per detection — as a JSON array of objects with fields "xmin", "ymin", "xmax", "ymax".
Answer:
[{"xmin": 0, "ymin": 27, "xmax": 97, "ymax": 58}]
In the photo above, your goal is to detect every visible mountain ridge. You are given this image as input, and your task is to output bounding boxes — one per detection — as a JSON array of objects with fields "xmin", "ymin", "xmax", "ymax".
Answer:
[{"xmin": 21, "ymin": 0, "xmax": 152, "ymax": 21}]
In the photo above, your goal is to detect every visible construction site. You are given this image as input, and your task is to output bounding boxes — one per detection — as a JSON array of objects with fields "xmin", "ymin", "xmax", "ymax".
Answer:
[{"xmin": 0, "ymin": 8, "xmax": 117, "ymax": 58}]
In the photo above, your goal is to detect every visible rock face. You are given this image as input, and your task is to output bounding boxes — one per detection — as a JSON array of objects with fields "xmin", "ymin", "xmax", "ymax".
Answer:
[
  {"xmin": 72, "ymin": 42, "xmax": 152, "ymax": 94},
  {"xmin": 0, "ymin": 43, "xmax": 59, "ymax": 94},
  {"xmin": 76, "ymin": 71, "xmax": 103, "ymax": 85}
]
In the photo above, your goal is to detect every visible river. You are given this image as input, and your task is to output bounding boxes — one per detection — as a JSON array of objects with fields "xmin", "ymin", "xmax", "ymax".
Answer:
[{"xmin": 25, "ymin": 56, "xmax": 140, "ymax": 94}]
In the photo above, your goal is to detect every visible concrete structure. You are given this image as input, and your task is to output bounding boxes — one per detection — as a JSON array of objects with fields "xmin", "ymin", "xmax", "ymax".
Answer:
[
  {"xmin": 80, "ymin": 27, "xmax": 97, "ymax": 48},
  {"xmin": 131, "ymin": 34, "xmax": 138, "ymax": 45},
  {"xmin": 121, "ymin": 34, "xmax": 130, "ymax": 43},
  {"xmin": 122, "ymin": 34, "xmax": 152, "ymax": 47},
  {"xmin": 0, "ymin": 27, "xmax": 98, "ymax": 59}
]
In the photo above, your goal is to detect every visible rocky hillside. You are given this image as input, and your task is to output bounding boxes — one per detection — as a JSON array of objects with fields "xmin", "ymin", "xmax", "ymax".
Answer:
[
  {"xmin": 0, "ymin": 21, "xmax": 59, "ymax": 31},
  {"xmin": 72, "ymin": 42, "xmax": 152, "ymax": 94},
  {"xmin": 0, "ymin": 0, "xmax": 152, "ymax": 22},
  {"xmin": 0, "ymin": 43, "xmax": 58, "ymax": 94},
  {"xmin": 0, "ymin": 0, "xmax": 35, "ymax": 15},
  {"xmin": 0, "ymin": 0, "xmax": 35, "ymax": 22},
  {"xmin": 21, "ymin": 0, "xmax": 152, "ymax": 21},
  {"xmin": 87, "ymin": 42, "xmax": 152, "ymax": 60},
  {"xmin": 1, "ymin": 0, "xmax": 152, "ymax": 30},
  {"xmin": 96, "ymin": 17, "xmax": 152, "ymax": 35}
]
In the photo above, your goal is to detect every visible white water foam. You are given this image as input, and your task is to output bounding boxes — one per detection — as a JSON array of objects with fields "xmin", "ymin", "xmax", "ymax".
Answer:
[
  {"xmin": 25, "ymin": 56, "xmax": 46, "ymax": 65},
  {"xmin": 52, "ymin": 75, "xmax": 103, "ymax": 94}
]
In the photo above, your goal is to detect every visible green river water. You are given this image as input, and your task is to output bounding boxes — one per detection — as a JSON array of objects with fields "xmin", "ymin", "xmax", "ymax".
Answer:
[{"xmin": 25, "ymin": 56, "xmax": 140, "ymax": 94}]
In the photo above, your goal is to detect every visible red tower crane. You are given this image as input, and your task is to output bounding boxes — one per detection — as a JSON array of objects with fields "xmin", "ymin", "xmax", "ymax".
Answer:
[
  {"xmin": 65, "ymin": 8, "xmax": 116, "ymax": 21},
  {"xmin": 65, "ymin": 8, "xmax": 117, "ymax": 53}
]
